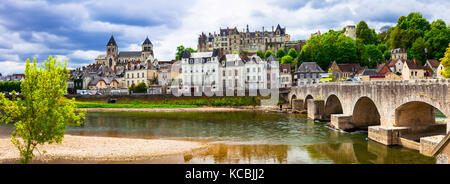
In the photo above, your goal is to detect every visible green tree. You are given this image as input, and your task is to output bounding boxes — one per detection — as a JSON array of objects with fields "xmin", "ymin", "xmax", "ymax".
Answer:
[
  {"xmin": 364, "ymin": 44, "xmax": 383, "ymax": 68},
  {"xmin": 299, "ymin": 30, "xmax": 357, "ymax": 69},
  {"xmin": 256, "ymin": 50, "xmax": 264, "ymax": 59},
  {"xmin": 424, "ymin": 19, "xmax": 450, "ymax": 59},
  {"xmin": 281, "ymin": 55, "xmax": 294, "ymax": 64},
  {"xmin": 275, "ymin": 49, "xmax": 286, "ymax": 60},
  {"xmin": 388, "ymin": 12, "xmax": 430, "ymax": 49},
  {"xmin": 175, "ymin": 45, "xmax": 197, "ymax": 60},
  {"xmin": 383, "ymin": 50, "xmax": 392, "ymax": 61},
  {"xmin": 356, "ymin": 21, "xmax": 379, "ymax": 45},
  {"xmin": 410, "ymin": 37, "xmax": 427, "ymax": 65},
  {"xmin": 130, "ymin": 82, "xmax": 148, "ymax": 93},
  {"xmin": 264, "ymin": 50, "xmax": 274, "ymax": 59},
  {"xmin": 287, "ymin": 48, "xmax": 298, "ymax": 59},
  {"xmin": 440, "ymin": 43, "xmax": 450, "ymax": 78},
  {"xmin": 175, "ymin": 45, "xmax": 185, "ymax": 60},
  {"xmin": 0, "ymin": 56, "xmax": 86, "ymax": 163}
]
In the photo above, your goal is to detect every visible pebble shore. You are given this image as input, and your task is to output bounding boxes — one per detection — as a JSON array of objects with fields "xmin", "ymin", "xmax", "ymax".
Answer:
[{"xmin": 0, "ymin": 135, "xmax": 206, "ymax": 163}]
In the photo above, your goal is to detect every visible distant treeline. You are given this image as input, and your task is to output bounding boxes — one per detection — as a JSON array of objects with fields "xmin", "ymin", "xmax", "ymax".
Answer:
[{"xmin": 0, "ymin": 81, "xmax": 22, "ymax": 92}]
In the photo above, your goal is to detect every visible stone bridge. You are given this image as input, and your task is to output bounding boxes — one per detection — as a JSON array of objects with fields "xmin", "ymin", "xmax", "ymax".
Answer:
[{"xmin": 287, "ymin": 79, "xmax": 450, "ymax": 153}]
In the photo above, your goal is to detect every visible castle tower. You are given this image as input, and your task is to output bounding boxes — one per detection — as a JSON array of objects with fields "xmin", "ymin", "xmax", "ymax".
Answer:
[
  {"xmin": 106, "ymin": 35, "xmax": 118, "ymax": 68},
  {"xmin": 141, "ymin": 36, "xmax": 154, "ymax": 61},
  {"xmin": 344, "ymin": 25, "xmax": 356, "ymax": 39}
]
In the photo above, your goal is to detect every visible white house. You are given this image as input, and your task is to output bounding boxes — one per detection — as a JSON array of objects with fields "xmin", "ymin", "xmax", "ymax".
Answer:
[{"xmin": 181, "ymin": 50, "xmax": 221, "ymax": 94}]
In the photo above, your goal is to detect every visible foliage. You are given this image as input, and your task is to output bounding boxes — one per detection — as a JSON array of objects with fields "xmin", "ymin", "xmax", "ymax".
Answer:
[
  {"xmin": 363, "ymin": 44, "xmax": 383, "ymax": 68},
  {"xmin": 280, "ymin": 55, "xmax": 294, "ymax": 64},
  {"xmin": 424, "ymin": 19, "xmax": 450, "ymax": 59},
  {"xmin": 410, "ymin": 37, "xmax": 427, "ymax": 65},
  {"xmin": 299, "ymin": 30, "xmax": 357, "ymax": 70},
  {"xmin": 356, "ymin": 21, "xmax": 378, "ymax": 45},
  {"xmin": 256, "ymin": 50, "xmax": 264, "ymax": 59},
  {"xmin": 129, "ymin": 81, "xmax": 148, "ymax": 93},
  {"xmin": 175, "ymin": 45, "xmax": 197, "ymax": 60},
  {"xmin": 387, "ymin": 12, "xmax": 431, "ymax": 49},
  {"xmin": 264, "ymin": 50, "xmax": 274, "ymax": 59},
  {"xmin": 287, "ymin": 48, "xmax": 298, "ymax": 59},
  {"xmin": 275, "ymin": 49, "xmax": 286, "ymax": 61},
  {"xmin": 0, "ymin": 56, "xmax": 85, "ymax": 163},
  {"xmin": 383, "ymin": 50, "xmax": 392, "ymax": 61},
  {"xmin": 440, "ymin": 43, "xmax": 450, "ymax": 78},
  {"xmin": 0, "ymin": 81, "xmax": 22, "ymax": 92}
]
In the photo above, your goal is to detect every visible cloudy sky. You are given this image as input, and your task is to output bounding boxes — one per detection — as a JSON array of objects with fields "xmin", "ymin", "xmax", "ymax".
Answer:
[{"xmin": 0, "ymin": 0, "xmax": 449, "ymax": 75}]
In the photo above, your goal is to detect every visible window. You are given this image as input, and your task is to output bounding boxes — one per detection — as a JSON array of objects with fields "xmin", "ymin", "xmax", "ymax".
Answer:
[
  {"xmin": 132, "ymin": 73, "xmax": 134, "ymax": 78},
  {"xmin": 127, "ymin": 74, "xmax": 129, "ymax": 78},
  {"xmin": 247, "ymin": 68, "xmax": 250, "ymax": 72},
  {"xmin": 258, "ymin": 67, "xmax": 261, "ymax": 72},
  {"xmin": 142, "ymin": 72, "xmax": 144, "ymax": 78},
  {"xmin": 137, "ymin": 73, "xmax": 139, "ymax": 78}
]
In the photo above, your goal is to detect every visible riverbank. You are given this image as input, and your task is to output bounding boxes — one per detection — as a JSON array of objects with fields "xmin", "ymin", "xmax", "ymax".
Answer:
[
  {"xmin": 0, "ymin": 135, "xmax": 207, "ymax": 163},
  {"xmin": 81, "ymin": 106, "xmax": 281, "ymax": 112}
]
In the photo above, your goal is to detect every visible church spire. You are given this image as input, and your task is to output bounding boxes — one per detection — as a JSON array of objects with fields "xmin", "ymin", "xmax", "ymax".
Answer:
[
  {"xmin": 107, "ymin": 35, "xmax": 117, "ymax": 46},
  {"xmin": 143, "ymin": 36, "xmax": 152, "ymax": 45}
]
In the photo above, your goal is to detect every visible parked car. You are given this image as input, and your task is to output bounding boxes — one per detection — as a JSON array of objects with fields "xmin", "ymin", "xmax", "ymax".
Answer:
[{"xmin": 345, "ymin": 78, "xmax": 361, "ymax": 82}]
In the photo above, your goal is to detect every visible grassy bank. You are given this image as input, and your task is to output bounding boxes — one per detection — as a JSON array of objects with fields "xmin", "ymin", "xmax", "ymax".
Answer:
[
  {"xmin": 75, "ymin": 102, "xmax": 198, "ymax": 108},
  {"xmin": 74, "ymin": 96, "xmax": 265, "ymax": 108}
]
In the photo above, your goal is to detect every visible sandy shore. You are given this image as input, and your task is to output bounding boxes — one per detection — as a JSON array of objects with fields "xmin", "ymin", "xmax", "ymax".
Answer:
[
  {"xmin": 0, "ymin": 135, "xmax": 206, "ymax": 163},
  {"xmin": 81, "ymin": 106, "xmax": 280, "ymax": 112}
]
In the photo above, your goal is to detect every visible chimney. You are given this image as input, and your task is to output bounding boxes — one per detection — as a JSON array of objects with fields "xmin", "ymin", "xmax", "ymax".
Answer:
[
  {"xmin": 114, "ymin": 65, "xmax": 117, "ymax": 72},
  {"xmin": 272, "ymin": 26, "xmax": 274, "ymax": 32},
  {"xmin": 128, "ymin": 62, "xmax": 131, "ymax": 69},
  {"xmin": 413, "ymin": 58, "xmax": 416, "ymax": 64},
  {"xmin": 262, "ymin": 26, "xmax": 264, "ymax": 32}
]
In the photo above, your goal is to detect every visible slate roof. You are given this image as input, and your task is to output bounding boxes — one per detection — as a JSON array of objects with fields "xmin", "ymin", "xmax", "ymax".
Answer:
[
  {"xmin": 405, "ymin": 60, "xmax": 425, "ymax": 70},
  {"xmin": 297, "ymin": 62, "xmax": 324, "ymax": 73},
  {"xmin": 427, "ymin": 59, "xmax": 441, "ymax": 68},
  {"xmin": 360, "ymin": 69, "xmax": 380, "ymax": 76},
  {"xmin": 143, "ymin": 37, "xmax": 152, "ymax": 45},
  {"xmin": 337, "ymin": 63, "xmax": 362, "ymax": 73},
  {"xmin": 107, "ymin": 35, "xmax": 117, "ymax": 46},
  {"xmin": 118, "ymin": 51, "xmax": 141, "ymax": 57}
]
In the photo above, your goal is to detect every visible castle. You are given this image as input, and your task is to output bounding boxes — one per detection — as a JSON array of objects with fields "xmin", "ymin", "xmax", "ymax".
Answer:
[{"xmin": 197, "ymin": 24, "xmax": 292, "ymax": 54}]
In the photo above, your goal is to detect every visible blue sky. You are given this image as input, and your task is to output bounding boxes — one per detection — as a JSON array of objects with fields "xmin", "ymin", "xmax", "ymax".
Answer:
[{"xmin": 0, "ymin": 0, "xmax": 449, "ymax": 75}]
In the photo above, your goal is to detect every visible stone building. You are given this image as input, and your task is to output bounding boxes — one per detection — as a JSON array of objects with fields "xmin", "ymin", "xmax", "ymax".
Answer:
[
  {"xmin": 344, "ymin": 25, "xmax": 356, "ymax": 39},
  {"xmin": 279, "ymin": 63, "xmax": 292, "ymax": 88},
  {"xmin": 198, "ymin": 24, "xmax": 291, "ymax": 54},
  {"xmin": 424, "ymin": 59, "xmax": 442, "ymax": 78},
  {"xmin": 402, "ymin": 59, "xmax": 425, "ymax": 80},
  {"xmin": 328, "ymin": 61, "xmax": 362, "ymax": 81},
  {"xmin": 294, "ymin": 62, "xmax": 325, "ymax": 86},
  {"xmin": 391, "ymin": 48, "xmax": 407, "ymax": 60}
]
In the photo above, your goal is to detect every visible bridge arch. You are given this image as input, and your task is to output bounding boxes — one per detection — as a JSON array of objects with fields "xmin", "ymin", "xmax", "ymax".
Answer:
[
  {"xmin": 393, "ymin": 95, "xmax": 449, "ymax": 128},
  {"xmin": 352, "ymin": 96, "xmax": 381, "ymax": 129},
  {"xmin": 304, "ymin": 95, "xmax": 314, "ymax": 110},
  {"xmin": 324, "ymin": 94, "xmax": 343, "ymax": 119}
]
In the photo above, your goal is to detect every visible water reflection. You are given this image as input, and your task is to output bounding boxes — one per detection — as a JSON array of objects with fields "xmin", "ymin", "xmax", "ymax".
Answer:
[{"xmin": 1, "ymin": 111, "xmax": 437, "ymax": 164}]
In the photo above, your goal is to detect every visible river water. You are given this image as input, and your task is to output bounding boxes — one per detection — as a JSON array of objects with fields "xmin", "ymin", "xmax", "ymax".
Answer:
[{"xmin": 62, "ymin": 111, "xmax": 436, "ymax": 164}]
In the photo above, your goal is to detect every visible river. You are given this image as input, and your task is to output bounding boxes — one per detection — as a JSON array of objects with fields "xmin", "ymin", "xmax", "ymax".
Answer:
[{"xmin": 61, "ymin": 111, "xmax": 436, "ymax": 164}]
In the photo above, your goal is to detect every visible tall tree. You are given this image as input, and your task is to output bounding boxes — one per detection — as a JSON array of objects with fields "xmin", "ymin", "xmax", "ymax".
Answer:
[
  {"xmin": 264, "ymin": 50, "xmax": 274, "ymax": 59},
  {"xmin": 281, "ymin": 55, "xmax": 294, "ymax": 64},
  {"xmin": 356, "ymin": 21, "xmax": 378, "ymax": 45},
  {"xmin": 0, "ymin": 56, "xmax": 86, "ymax": 163},
  {"xmin": 276, "ymin": 49, "xmax": 286, "ymax": 60},
  {"xmin": 299, "ymin": 30, "xmax": 357, "ymax": 70},
  {"xmin": 256, "ymin": 50, "xmax": 264, "ymax": 59},
  {"xmin": 364, "ymin": 44, "xmax": 383, "ymax": 68},
  {"xmin": 440, "ymin": 43, "xmax": 450, "ymax": 78},
  {"xmin": 424, "ymin": 19, "xmax": 450, "ymax": 59},
  {"xmin": 287, "ymin": 48, "xmax": 298, "ymax": 59},
  {"xmin": 175, "ymin": 45, "xmax": 185, "ymax": 60},
  {"xmin": 410, "ymin": 37, "xmax": 427, "ymax": 65},
  {"xmin": 388, "ymin": 12, "xmax": 431, "ymax": 49}
]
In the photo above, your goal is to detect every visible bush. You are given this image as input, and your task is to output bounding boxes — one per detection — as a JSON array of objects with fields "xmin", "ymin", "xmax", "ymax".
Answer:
[{"xmin": 0, "ymin": 81, "xmax": 22, "ymax": 92}]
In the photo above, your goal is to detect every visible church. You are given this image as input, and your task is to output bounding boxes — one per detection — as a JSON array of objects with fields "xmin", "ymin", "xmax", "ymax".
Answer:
[{"xmin": 95, "ymin": 35, "xmax": 155, "ymax": 69}]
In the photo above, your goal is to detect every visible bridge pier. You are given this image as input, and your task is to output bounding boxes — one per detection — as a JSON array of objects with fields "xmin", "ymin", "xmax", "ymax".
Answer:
[
  {"xmin": 307, "ymin": 99, "xmax": 326, "ymax": 120},
  {"xmin": 330, "ymin": 114, "xmax": 355, "ymax": 131},
  {"xmin": 292, "ymin": 99, "xmax": 304, "ymax": 111}
]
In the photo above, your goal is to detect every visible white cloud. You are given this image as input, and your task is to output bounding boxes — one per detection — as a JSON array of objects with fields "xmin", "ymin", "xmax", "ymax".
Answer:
[
  {"xmin": 69, "ymin": 50, "xmax": 104, "ymax": 61},
  {"xmin": 0, "ymin": 61, "xmax": 26, "ymax": 75}
]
